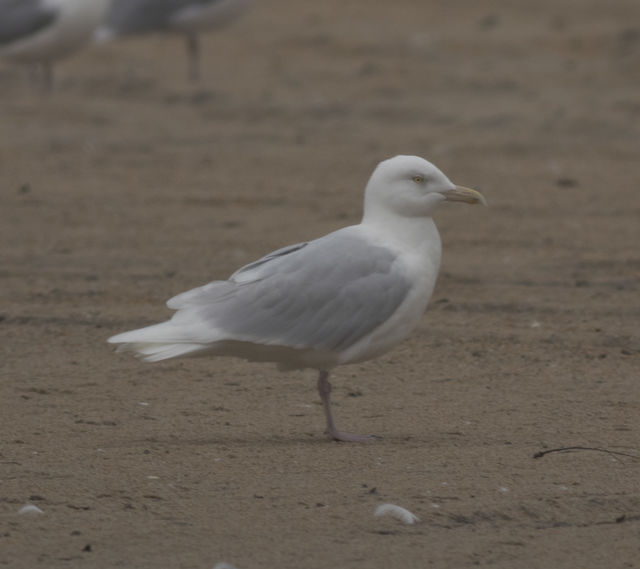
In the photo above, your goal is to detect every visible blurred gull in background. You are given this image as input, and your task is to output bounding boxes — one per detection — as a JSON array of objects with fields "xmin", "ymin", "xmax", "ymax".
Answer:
[
  {"xmin": 0, "ymin": 0, "xmax": 109, "ymax": 89},
  {"xmin": 96, "ymin": 0, "xmax": 254, "ymax": 81}
]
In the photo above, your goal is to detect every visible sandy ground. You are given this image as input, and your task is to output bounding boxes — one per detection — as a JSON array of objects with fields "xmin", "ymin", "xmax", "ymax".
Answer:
[{"xmin": 1, "ymin": 0, "xmax": 639, "ymax": 567}]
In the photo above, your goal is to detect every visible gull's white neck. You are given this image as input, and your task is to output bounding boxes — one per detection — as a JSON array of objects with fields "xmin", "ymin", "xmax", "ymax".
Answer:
[{"xmin": 360, "ymin": 209, "xmax": 441, "ymax": 259}]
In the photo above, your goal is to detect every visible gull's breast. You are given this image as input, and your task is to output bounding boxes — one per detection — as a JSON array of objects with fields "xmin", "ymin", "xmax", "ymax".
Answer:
[{"xmin": 337, "ymin": 233, "xmax": 442, "ymax": 366}]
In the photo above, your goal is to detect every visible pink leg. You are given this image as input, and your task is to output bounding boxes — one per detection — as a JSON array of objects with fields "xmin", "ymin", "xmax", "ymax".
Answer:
[{"xmin": 317, "ymin": 371, "xmax": 380, "ymax": 442}]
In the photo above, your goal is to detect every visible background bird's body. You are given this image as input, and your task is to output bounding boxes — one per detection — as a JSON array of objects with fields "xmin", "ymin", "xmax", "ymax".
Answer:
[
  {"xmin": 98, "ymin": 0, "xmax": 252, "ymax": 37},
  {"xmin": 96, "ymin": 0, "xmax": 253, "ymax": 80},
  {"xmin": 0, "ymin": 0, "xmax": 108, "ymax": 87},
  {"xmin": 109, "ymin": 156, "xmax": 485, "ymax": 441},
  {"xmin": 0, "ymin": 0, "xmax": 107, "ymax": 62}
]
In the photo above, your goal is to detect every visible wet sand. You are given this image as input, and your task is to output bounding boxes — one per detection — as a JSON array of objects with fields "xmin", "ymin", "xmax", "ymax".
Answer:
[{"xmin": 1, "ymin": 1, "xmax": 639, "ymax": 567}]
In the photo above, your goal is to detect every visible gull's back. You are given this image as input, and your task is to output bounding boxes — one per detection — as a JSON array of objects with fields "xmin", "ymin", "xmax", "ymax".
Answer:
[{"xmin": 109, "ymin": 226, "xmax": 413, "ymax": 370}]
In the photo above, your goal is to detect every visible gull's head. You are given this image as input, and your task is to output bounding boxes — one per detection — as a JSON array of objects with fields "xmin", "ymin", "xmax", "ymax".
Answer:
[{"xmin": 363, "ymin": 155, "xmax": 486, "ymax": 221}]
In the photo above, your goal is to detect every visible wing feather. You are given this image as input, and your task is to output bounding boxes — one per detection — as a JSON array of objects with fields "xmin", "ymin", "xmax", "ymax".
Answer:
[{"xmin": 166, "ymin": 229, "xmax": 411, "ymax": 353}]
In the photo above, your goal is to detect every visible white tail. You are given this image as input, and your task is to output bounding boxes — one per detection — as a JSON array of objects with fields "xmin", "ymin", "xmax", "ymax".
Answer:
[{"xmin": 108, "ymin": 321, "xmax": 210, "ymax": 362}]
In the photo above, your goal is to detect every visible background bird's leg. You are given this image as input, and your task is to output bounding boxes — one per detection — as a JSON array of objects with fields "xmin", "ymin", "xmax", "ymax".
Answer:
[
  {"xmin": 316, "ymin": 371, "xmax": 379, "ymax": 442},
  {"xmin": 185, "ymin": 32, "xmax": 200, "ymax": 81}
]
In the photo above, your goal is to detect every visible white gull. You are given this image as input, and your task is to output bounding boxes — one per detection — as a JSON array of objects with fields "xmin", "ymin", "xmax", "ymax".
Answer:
[{"xmin": 108, "ymin": 155, "xmax": 486, "ymax": 442}]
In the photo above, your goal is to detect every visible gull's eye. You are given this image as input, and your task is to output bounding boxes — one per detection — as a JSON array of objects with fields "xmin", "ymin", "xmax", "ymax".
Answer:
[{"xmin": 412, "ymin": 175, "xmax": 424, "ymax": 184}]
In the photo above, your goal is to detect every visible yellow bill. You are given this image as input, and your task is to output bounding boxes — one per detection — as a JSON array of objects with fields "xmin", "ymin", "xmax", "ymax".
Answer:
[{"xmin": 442, "ymin": 185, "xmax": 487, "ymax": 206}]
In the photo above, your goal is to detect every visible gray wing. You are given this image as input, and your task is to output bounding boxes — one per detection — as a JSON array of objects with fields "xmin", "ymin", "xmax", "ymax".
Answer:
[
  {"xmin": 169, "ymin": 230, "xmax": 412, "ymax": 352},
  {"xmin": 231, "ymin": 242, "xmax": 308, "ymax": 281},
  {"xmin": 166, "ymin": 243, "xmax": 309, "ymax": 309},
  {"xmin": 0, "ymin": 0, "xmax": 57, "ymax": 46},
  {"xmin": 102, "ymin": 0, "xmax": 222, "ymax": 35}
]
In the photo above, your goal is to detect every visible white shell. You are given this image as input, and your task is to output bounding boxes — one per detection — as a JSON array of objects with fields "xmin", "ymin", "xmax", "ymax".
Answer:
[
  {"xmin": 374, "ymin": 503, "xmax": 419, "ymax": 525},
  {"xmin": 18, "ymin": 504, "xmax": 44, "ymax": 515}
]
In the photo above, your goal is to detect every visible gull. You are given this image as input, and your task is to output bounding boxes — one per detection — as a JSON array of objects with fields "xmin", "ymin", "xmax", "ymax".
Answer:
[
  {"xmin": 108, "ymin": 155, "xmax": 486, "ymax": 442},
  {"xmin": 95, "ymin": 0, "xmax": 253, "ymax": 81},
  {"xmin": 0, "ymin": 0, "xmax": 109, "ymax": 89}
]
